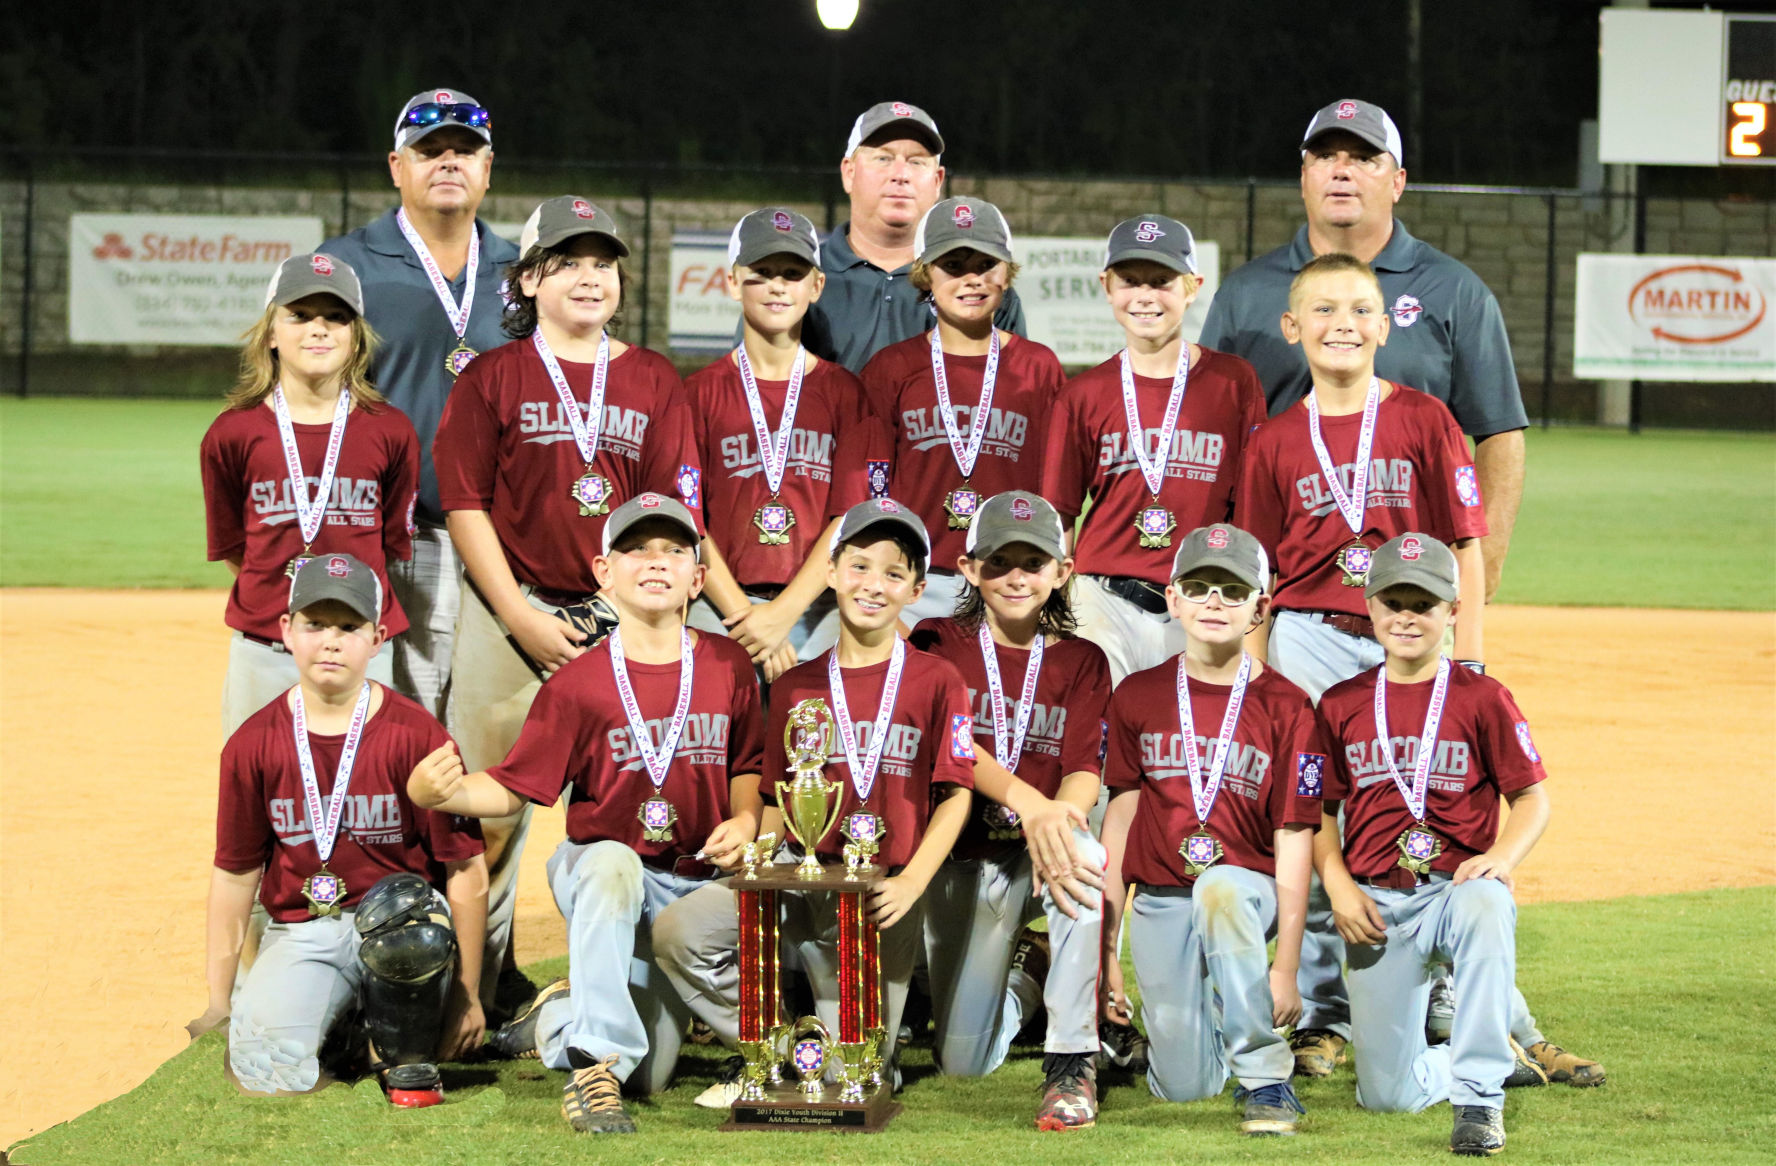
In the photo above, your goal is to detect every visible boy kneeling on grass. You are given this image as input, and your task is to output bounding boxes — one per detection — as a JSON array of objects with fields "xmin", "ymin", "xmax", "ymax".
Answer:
[{"xmin": 407, "ymin": 493, "xmax": 766, "ymax": 1135}]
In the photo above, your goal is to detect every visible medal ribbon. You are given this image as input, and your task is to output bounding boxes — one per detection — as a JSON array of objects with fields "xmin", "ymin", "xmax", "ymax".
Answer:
[
  {"xmin": 827, "ymin": 637, "xmax": 907, "ymax": 804},
  {"xmin": 735, "ymin": 344, "xmax": 807, "ymax": 497},
  {"xmin": 928, "ymin": 327, "xmax": 1000, "ymax": 480},
  {"xmin": 532, "ymin": 330, "xmax": 610, "ymax": 467},
  {"xmin": 395, "ymin": 208, "xmax": 479, "ymax": 341},
  {"xmin": 1174, "ymin": 652, "xmax": 1253, "ymax": 825},
  {"xmin": 291, "ymin": 681, "xmax": 373, "ymax": 864},
  {"xmin": 608, "ymin": 628, "xmax": 696, "ymax": 792},
  {"xmin": 1372, "ymin": 656, "xmax": 1452, "ymax": 822},
  {"xmin": 272, "ymin": 384, "xmax": 350, "ymax": 548},
  {"xmin": 977, "ymin": 623, "xmax": 1044, "ymax": 774},
  {"xmin": 1117, "ymin": 345, "xmax": 1191, "ymax": 497},
  {"xmin": 1306, "ymin": 376, "xmax": 1381, "ymax": 535}
]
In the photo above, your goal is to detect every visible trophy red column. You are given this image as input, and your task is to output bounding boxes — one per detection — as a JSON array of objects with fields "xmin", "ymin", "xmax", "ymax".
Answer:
[{"xmin": 737, "ymin": 886, "xmax": 780, "ymax": 1042}]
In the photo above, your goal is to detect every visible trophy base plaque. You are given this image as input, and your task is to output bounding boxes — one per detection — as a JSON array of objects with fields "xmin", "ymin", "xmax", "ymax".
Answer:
[{"xmin": 722, "ymin": 1093, "xmax": 901, "ymax": 1132}]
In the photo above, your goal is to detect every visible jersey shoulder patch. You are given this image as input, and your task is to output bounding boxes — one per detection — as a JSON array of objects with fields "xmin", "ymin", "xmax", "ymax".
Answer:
[
  {"xmin": 1295, "ymin": 752, "xmax": 1327, "ymax": 798},
  {"xmin": 949, "ymin": 713, "xmax": 977, "ymax": 760}
]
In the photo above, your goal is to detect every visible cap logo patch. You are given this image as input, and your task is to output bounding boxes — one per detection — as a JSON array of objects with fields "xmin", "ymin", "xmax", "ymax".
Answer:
[
  {"xmin": 1134, "ymin": 220, "xmax": 1165, "ymax": 243},
  {"xmin": 434, "ymin": 90, "xmax": 453, "ymax": 104},
  {"xmin": 1010, "ymin": 498, "xmax": 1033, "ymax": 521},
  {"xmin": 1207, "ymin": 527, "xmax": 1229, "ymax": 549},
  {"xmin": 891, "ymin": 101, "xmax": 913, "ymax": 117},
  {"xmin": 326, "ymin": 556, "xmax": 351, "ymax": 577},
  {"xmin": 771, "ymin": 210, "xmax": 794, "ymax": 232},
  {"xmin": 953, "ymin": 203, "xmax": 975, "ymax": 229},
  {"xmin": 878, "ymin": 499, "xmax": 900, "ymax": 513},
  {"xmin": 310, "ymin": 254, "xmax": 334, "ymax": 276},
  {"xmin": 639, "ymin": 493, "xmax": 662, "ymax": 508},
  {"xmin": 1399, "ymin": 536, "xmax": 1424, "ymax": 561},
  {"xmin": 1336, "ymin": 100, "xmax": 1358, "ymax": 119},
  {"xmin": 572, "ymin": 199, "xmax": 596, "ymax": 220}
]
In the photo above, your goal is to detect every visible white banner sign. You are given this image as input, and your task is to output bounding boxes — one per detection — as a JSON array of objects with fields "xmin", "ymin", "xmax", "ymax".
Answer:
[
  {"xmin": 1574, "ymin": 254, "xmax": 1776, "ymax": 382},
  {"xmin": 1018, "ymin": 236, "xmax": 1221, "ymax": 366},
  {"xmin": 670, "ymin": 232, "xmax": 742, "ymax": 351},
  {"xmin": 70, "ymin": 214, "xmax": 324, "ymax": 346}
]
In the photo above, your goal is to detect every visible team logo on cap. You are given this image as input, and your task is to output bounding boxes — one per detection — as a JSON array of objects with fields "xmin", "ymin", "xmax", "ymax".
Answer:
[
  {"xmin": 1010, "ymin": 498, "xmax": 1033, "ymax": 521},
  {"xmin": 434, "ymin": 90, "xmax": 453, "ymax": 104},
  {"xmin": 1134, "ymin": 220, "xmax": 1165, "ymax": 243},
  {"xmin": 326, "ymin": 556, "xmax": 351, "ymax": 577},
  {"xmin": 953, "ymin": 203, "xmax": 975, "ymax": 229},
  {"xmin": 638, "ymin": 493, "xmax": 662, "ymax": 508},
  {"xmin": 1399, "ymin": 536, "xmax": 1424, "ymax": 561},
  {"xmin": 771, "ymin": 210, "xmax": 794, "ymax": 232},
  {"xmin": 1336, "ymin": 100, "xmax": 1358, "ymax": 119},
  {"xmin": 1207, "ymin": 527, "xmax": 1229, "ymax": 549},
  {"xmin": 1392, "ymin": 293, "xmax": 1423, "ymax": 328},
  {"xmin": 1455, "ymin": 465, "xmax": 1481, "ymax": 508},
  {"xmin": 310, "ymin": 254, "xmax": 334, "ymax": 276},
  {"xmin": 878, "ymin": 499, "xmax": 900, "ymax": 513},
  {"xmin": 891, "ymin": 101, "xmax": 913, "ymax": 117},
  {"xmin": 572, "ymin": 199, "xmax": 596, "ymax": 220}
]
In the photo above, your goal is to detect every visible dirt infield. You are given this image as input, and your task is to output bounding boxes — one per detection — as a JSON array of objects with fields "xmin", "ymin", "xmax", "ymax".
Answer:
[{"xmin": 2, "ymin": 590, "xmax": 1771, "ymax": 1145}]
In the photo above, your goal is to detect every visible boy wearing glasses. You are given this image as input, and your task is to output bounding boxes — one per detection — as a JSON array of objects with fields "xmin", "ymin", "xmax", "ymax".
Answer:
[{"xmin": 1098, "ymin": 524, "xmax": 1318, "ymax": 1135}]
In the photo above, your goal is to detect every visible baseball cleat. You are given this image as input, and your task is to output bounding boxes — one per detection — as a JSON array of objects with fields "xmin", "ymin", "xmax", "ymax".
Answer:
[
  {"xmin": 487, "ymin": 977, "xmax": 570, "ymax": 1060},
  {"xmin": 1288, "ymin": 1028, "xmax": 1346, "ymax": 1078},
  {"xmin": 384, "ymin": 1062, "xmax": 444, "ymax": 1108},
  {"xmin": 1098, "ymin": 1018, "xmax": 1150, "ymax": 1076},
  {"xmin": 1527, "ymin": 1040, "xmax": 1605, "ymax": 1087},
  {"xmin": 562, "ymin": 1055, "xmax": 635, "ymax": 1134},
  {"xmin": 1450, "ymin": 1104, "xmax": 1506, "ymax": 1156},
  {"xmin": 1237, "ymin": 1081, "xmax": 1305, "ymax": 1136},
  {"xmin": 694, "ymin": 1054, "xmax": 747, "ymax": 1110},
  {"xmin": 1034, "ymin": 1052, "xmax": 1097, "ymax": 1131},
  {"xmin": 1504, "ymin": 1037, "xmax": 1549, "ymax": 1088}
]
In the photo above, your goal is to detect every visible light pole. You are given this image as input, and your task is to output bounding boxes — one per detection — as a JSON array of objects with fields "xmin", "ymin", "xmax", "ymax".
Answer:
[{"xmin": 818, "ymin": 0, "xmax": 859, "ymax": 230}]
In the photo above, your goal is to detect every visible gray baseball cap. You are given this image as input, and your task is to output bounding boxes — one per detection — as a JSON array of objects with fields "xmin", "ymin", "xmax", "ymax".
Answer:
[
  {"xmin": 1104, "ymin": 215, "xmax": 1198, "ymax": 275},
  {"xmin": 518, "ymin": 196, "xmax": 630, "ymax": 262},
  {"xmin": 601, "ymin": 492, "xmax": 701, "ymax": 558},
  {"xmin": 830, "ymin": 497, "xmax": 931, "ymax": 558},
  {"xmin": 964, "ymin": 491, "xmax": 1067, "ymax": 562},
  {"xmin": 1365, "ymin": 533, "xmax": 1458, "ymax": 602},
  {"xmin": 728, "ymin": 207, "xmax": 822, "ymax": 270},
  {"xmin": 1301, "ymin": 98, "xmax": 1403, "ymax": 164},
  {"xmin": 1171, "ymin": 524, "xmax": 1270, "ymax": 591},
  {"xmin": 915, "ymin": 198, "xmax": 1014, "ymax": 266},
  {"xmin": 264, "ymin": 252, "xmax": 365, "ymax": 315},
  {"xmin": 844, "ymin": 100, "xmax": 944, "ymax": 158},
  {"xmin": 393, "ymin": 88, "xmax": 493, "ymax": 151},
  {"xmin": 289, "ymin": 552, "xmax": 383, "ymax": 623}
]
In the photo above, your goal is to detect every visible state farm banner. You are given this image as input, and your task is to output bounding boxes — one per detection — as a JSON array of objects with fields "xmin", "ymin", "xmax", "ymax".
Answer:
[
  {"xmin": 669, "ymin": 232, "xmax": 742, "ymax": 352},
  {"xmin": 1574, "ymin": 254, "xmax": 1776, "ymax": 382},
  {"xmin": 1018, "ymin": 236, "xmax": 1221, "ymax": 366},
  {"xmin": 70, "ymin": 214, "xmax": 324, "ymax": 346}
]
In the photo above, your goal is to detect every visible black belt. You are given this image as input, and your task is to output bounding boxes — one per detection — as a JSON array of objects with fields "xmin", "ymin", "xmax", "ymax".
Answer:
[
  {"xmin": 240, "ymin": 632, "xmax": 289, "ymax": 654},
  {"xmin": 1356, "ymin": 869, "xmax": 1432, "ymax": 890},
  {"xmin": 528, "ymin": 584, "xmax": 599, "ymax": 608},
  {"xmin": 640, "ymin": 852, "xmax": 718, "ymax": 880},
  {"xmin": 1101, "ymin": 575, "xmax": 1169, "ymax": 615},
  {"xmin": 743, "ymin": 583, "xmax": 787, "ymax": 601}
]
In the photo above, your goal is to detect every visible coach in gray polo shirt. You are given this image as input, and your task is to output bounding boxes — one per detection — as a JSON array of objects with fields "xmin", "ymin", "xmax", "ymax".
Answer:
[
  {"xmin": 802, "ymin": 101, "xmax": 1026, "ymax": 373},
  {"xmin": 1200, "ymin": 99, "xmax": 1526, "ymax": 599}
]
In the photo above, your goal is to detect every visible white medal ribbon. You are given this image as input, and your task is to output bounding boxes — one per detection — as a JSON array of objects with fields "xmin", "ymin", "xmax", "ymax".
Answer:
[
  {"xmin": 827, "ymin": 637, "xmax": 907, "ymax": 805},
  {"xmin": 1118, "ymin": 345, "xmax": 1190, "ymax": 497},
  {"xmin": 395, "ymin": 208, "xmax": 479, "ymax": 341},
  {"xmin": 292, "ymin": 681, "xmax": 373, "ymax": 864},
  {"xmin": 608, "ymin": 627, "xmax": 696, "ymax": 792},
  {"xmin": 977, "ymin": 623, "xmax": 1044, "ymax": 773},
  {"xmin": 1372, "ymin": 656, "xmax": 1452, "ymax": 822},
  {"xmin": 272, "ymin": 384, "xmax": 350, "ymax": 548},
  {"xmin": 928, "ymin": 327, "xmax": 1000, "ymax": 480},
  {"xmin": 1174, "ymin": 652, "xmax": 1253, "ymax": 825},
  {"xmin": 532, "ymin": 330, "xmax": 610, "ymax": 467},
  {"xmin": 1306, "ymin": 376, "xmax": 1382, "ymax": 535},
  {"xmin": 736, "ymin": 344, "xmax": 807, "ymax": 497}
]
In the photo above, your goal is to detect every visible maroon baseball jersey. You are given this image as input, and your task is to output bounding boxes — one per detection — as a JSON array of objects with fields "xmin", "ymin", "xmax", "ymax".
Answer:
[
  {"xmin": 911, "ymin": 618, "xmax": 1112, "ymax": 861},
  {"xmin": 763, "ymin": 645, "xmax": 977, "ymax": 870},
  {"xmin": 214, "ymin": 686, "xmax": 484, "ymax": 922},
  {"xmin": 687, "ymin": 353, "xmax": 884, "ymax": 587},
  {"xmin": 1309, "ymin": 666, "xmax": 1546, "ymax": 879},
  {"xmin": 1042, "ymin": 348, "xmax": 1266, "ymax": 585},
  {"xmin": 861, "ymin": 332, "xmax": 1064, "ymax": 570},
  {"xmin": 1234, "ymin": 383, "xmax": 1487, "ymax": 618},
  {"xmin": 490, "ymin": 631, "xmax": 765, "ymax": 860},
  {"xmin": 201, "ymin": 402, "xmax": 417, "ymax": 639},
  {"xmin": 1104, "ymin": 660, "xmax": 1320, "ymax": 889},
  {"xmin": 433, "ymin": 338, "xmax": 704, "ymax": 595}
]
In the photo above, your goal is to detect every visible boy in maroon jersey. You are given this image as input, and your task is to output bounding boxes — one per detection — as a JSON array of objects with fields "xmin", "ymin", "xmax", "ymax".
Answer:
[
  {"xmin": 651, "ymin": 497, "xmax": 975, "ymax": 1102},
  {"xmin": 1307, "ymin": 533, "xmax": 1552, "ymax": 1156},
  {"xmin": 860, "ymin": 198, "xmax": 1065, "ymax": 627},
  {"xmin": 432, "ymin": 196, "xmax": 703, "ymax": 1016},
  {"xmin": 1043, "ymin": 216, "xmax": 1268, "ymax": 686},
  {"xmin": 406, "ymin": 493, "xmax": 764, "ymax": 1135},
  {"xmin": 191, "ymin": 554, "xmax": 487, "ymax": 1107},
  {"xmin": 687, "ymin": 207, "xmax": 883, "ymax": 680},
  {"xmin": 1100, "ymin": 524, "xmax": 1318, "ymax": 1136}
]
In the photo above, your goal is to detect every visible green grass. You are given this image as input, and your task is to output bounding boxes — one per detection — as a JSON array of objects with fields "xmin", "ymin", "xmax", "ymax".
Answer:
[
  {"xmin": 10, "ymin": 886, "xmax": 1773, "ymax": 1165},
  {"xmin": 1, "ymin": 400, "xmax": 1773, "ymax": 608}
]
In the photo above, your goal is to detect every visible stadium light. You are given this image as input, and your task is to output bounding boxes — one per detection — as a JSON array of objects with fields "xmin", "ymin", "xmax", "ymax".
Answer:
[{"xmin": 817, "ymin": 0, "xmax": 859, "ymax": 31}]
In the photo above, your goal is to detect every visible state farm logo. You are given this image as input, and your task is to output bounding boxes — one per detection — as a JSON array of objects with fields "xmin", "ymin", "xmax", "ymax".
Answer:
[
  {"xmin": 1629, "ymin": 263, "xmax": 1768, "ymax": 345},
  {"xmin": 91, "ymin": 233, "xmax": 133, "ymax": 260}
]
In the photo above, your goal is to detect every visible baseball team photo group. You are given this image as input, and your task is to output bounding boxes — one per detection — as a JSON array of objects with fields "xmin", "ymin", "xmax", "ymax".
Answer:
[{"xmin": 2, "ymin": 8, "xmax": 1773, "ymax": 1165}]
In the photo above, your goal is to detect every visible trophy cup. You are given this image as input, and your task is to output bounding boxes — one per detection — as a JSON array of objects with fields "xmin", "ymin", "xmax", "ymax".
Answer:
[{"xmin": 722, "ymin": 698, "xmax": 900, "ymax": 1132}]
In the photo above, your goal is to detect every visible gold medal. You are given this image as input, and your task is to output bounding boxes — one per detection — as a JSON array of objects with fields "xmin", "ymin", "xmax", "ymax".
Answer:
[
  {"xmin": 638, "ymin": 795, "xmax": 678, "ymax": 843},
  {"xmin": 1396, "ymin": 822, "xmax": 1442, "ymax": 877},
  {"xmin": 302, "ymin": 867, "xmax": 347, "ymax": 918},
  {"xmin": 754, "ymin": 500, "xmax": 796, "ymax": 545},
  {"xmin": 943, "ymin": 486, "xmax": 980, "ymax": 530},
  {"xmin": 571, "ymin": 469, "xmax": 612, "ymax": 516},
  {"xmin": 1339, "ymin": 541, "xmax": 1373, "ymax": 587},
  {"xmin": 285, "ymin": 543, "xmax": 316, "ymax": 578},
  {"xmin": 1137, "ymin": 504, "xmax": 1176, "ymax": 549},
  {"xmin": 1179, "ymin": 830, "xmax": 1223, "ymax": 878},
  {"xmin": 445, "ymin": 343, "xmax": 479, "ymax": 379},
  {"xmin": 982, "ymin": 802, "xmax": 1023, "ymax": 842}
]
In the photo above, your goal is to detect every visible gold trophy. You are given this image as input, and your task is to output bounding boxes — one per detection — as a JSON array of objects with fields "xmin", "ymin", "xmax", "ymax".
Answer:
[{"xmin": 780, "ymin": 699, "xmax": 842, "ymax": 878}]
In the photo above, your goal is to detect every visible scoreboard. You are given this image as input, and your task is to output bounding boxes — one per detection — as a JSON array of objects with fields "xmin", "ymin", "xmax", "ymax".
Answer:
[
  {"xmin": 1724, "ymin": 15, "xmax": 1776, "ymax": 165},
  {"xmin": 1600, "ymin": 10, "xmax": 1776, "ymax": 168}
]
